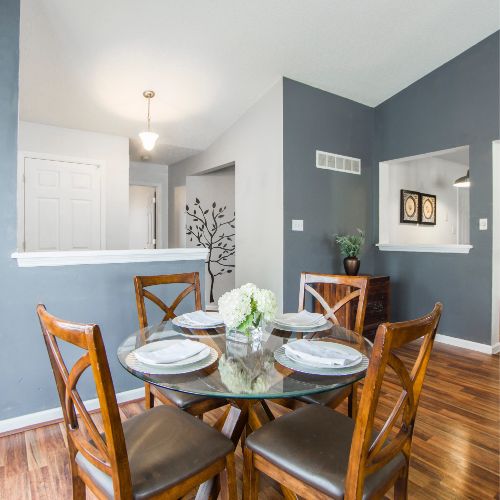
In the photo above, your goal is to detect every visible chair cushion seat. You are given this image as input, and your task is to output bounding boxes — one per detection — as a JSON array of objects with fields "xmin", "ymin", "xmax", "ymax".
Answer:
[
  {"xmin": 153, "ymin": 385, "xmax": 216, "ymax": 410},
  {"xmin": 246, "ymin": 405, "xmax": 406, "ymax": 499},
  {"xmin": 297, "ymin": 385, "xmax": 352, "ymax": 406},
  {"xmin": 76, "ymin": 405, "xmax": 233, "ymax": 499}
]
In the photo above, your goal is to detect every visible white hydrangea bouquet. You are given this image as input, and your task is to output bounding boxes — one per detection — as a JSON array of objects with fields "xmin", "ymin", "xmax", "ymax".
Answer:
[{"xmin": 218, "ymin": 283, "xmax": 277, "ymax": 336}]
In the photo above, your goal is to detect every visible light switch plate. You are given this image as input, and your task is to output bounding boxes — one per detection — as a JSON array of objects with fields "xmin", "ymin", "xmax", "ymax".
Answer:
[
  {"xmin": 292, "ymin": 219, "xmax": 303, "ymax": 231},
  {"xmin": 479, "ymin": 218, "xmax": 488, "ymax": 230}
]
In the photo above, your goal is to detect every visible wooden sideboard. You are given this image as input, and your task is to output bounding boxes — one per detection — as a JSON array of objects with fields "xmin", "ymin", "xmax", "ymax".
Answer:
[{"xmin": 311, "ymin": 275, "xmax": 390, "ymax": 340}]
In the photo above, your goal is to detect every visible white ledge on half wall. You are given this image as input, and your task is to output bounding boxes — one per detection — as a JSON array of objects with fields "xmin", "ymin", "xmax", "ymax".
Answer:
[
  {"xmin": 376, "ymin": 243, "xmax": 473, "ymax": 254},
  {"xmin": 11, "ymin": 248, "xmax": 209, "ymax": 268}
]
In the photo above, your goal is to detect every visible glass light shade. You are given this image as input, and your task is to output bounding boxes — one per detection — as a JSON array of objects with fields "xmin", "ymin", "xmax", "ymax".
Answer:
[
  {"xmin": 453, "ymin": 170, "xmax": 470, "ymax": 188},
  {"xmin": 139, "ymin": 131, "xmax": 159, "ymax": 151}
]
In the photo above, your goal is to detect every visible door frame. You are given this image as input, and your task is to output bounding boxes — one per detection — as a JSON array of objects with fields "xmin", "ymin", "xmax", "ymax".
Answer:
[
  {"xmin": 18, "ymin": 151, "xmax": 106, "ymax": 251},
  {"xmin": 129, "ymin": 182, "xmax": 162, "ymax": 248},
  {"xmin": 492, "ymin": 140, "xmax": 500, "ymax": 350}
]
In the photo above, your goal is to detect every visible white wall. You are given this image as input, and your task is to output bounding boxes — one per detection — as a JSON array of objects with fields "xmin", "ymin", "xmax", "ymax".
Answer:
[
  {"xmin": 169, "ymin": 80, "xmax": 284, "ymax": 309},
  {"xmin": 380, "ymin": 156, "xmax": 469, "ymax": 245},
  {"xmin": 186, "ymin": 166, "xmax": 235, "ymax": 305},
  {"xmin": 18, "ymin": 121, "xmax": 130, "ymax": 249},
  {"xmin": 130, "ymin": 161, "xmax": 169, "ymax": 248}
]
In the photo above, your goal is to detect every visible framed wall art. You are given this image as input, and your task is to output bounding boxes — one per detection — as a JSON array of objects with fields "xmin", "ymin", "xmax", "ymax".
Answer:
[
  {"xmin": 419, "ymin": 193, "xmax": 437, "ymax": 225},
  {"xmin": 400, "ymin": 189, "xmax": 420, "ymax": 224}
]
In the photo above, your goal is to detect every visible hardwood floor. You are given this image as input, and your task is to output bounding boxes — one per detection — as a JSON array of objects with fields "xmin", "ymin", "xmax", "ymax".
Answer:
[{"xmin": 0, "ymin": 341, "xmax": 498, "ymax": 499}]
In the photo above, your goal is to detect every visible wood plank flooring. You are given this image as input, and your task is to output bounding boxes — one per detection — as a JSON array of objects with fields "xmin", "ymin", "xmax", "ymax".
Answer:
[{"xmin": 0, "ymin": 341, "xmax": 498, "ymax": 499}]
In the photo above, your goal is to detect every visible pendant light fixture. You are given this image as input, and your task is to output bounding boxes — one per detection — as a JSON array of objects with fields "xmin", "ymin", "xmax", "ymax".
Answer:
[
  {"xmin": 139, "ymin": 90, "xmax": 159, "ymax": 151},
  {"xmin": 453, "ymin": 169, "xmax": 470, "ymax": 188}
]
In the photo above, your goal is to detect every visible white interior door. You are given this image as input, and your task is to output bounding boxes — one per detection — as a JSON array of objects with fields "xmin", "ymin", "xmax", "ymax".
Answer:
[
  {"xmin": 24, "ymin": 157, "xmax": 102, "ymax": 251},
  {"xmin": 129, "ymin": 185, "xmax": 156, "ymax": 249}
]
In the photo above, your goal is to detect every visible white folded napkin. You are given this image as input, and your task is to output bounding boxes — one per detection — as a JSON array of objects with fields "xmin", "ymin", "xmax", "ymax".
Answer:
[
  {"xmin": 179, "ymin": 310, "xmax": 223, "ymax": 326},
  {"xmin": 284, "ymin": 340, "xmax": 362, "ymax": 367},
  {"xmin": 134, "ymin": 339, "xmax": 209, "ymax": 365},
  {"xmin": 275, "ymin": 310, "xmax": 325, "ymax": 327}
]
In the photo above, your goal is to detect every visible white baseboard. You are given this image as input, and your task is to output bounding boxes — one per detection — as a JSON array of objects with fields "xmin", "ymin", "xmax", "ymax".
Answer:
[
  {"xmin": 435, "ymin": 334, "xmax": 498, "ymax": 355},
  {"xmin": 0, "ymin": 387, "xmax": 144, "ymax": 435}
]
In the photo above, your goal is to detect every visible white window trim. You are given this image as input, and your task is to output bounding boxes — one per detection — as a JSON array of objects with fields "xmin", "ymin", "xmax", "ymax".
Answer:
[
  {"xmin": 376, "ymin": 243, "xmax": 472, "ymax": 254},
  {"xmin": 17, "ymin": 151, "xmax": 107, "ymax": 251},
  {"xmin": 11, "ymin": 248, "xmax": 209, "ymax": 267}
]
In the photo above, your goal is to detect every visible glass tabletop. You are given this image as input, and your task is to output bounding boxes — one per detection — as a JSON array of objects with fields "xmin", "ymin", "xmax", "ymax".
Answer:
[{"xmin": 117, "ymin": 320, "xmax": 373, "ymax": 400}]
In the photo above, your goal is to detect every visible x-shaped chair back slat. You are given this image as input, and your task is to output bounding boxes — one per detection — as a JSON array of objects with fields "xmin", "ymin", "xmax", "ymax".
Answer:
[
  {"xmin": 345, "ymin": 303, "xmax": 442, "ymax": 499},
  {"xmin": 134, "ymin": 273, "xmax": 202, "ymax": 328},
  {"xmin": 37, "ymin": 305, "xmax": 132, "ymax": 497},
  {"xmin": 298, "ymin": 273, "xmax": 369, "ymax": 334}
]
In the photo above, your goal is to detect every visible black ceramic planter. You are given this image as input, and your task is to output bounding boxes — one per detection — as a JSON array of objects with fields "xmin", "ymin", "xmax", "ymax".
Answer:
[{"xmin": 343, "ymin": 256, "xmax": 360, "ymax": 276}]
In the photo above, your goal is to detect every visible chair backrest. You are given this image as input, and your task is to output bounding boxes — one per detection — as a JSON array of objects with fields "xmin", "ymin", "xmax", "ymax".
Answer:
[
  {"xmin": 134, "ymin": 272, "xmax": 202, "ymax": 328},
  {"xmin": 298, "ymin": 273, "xmax": 369, "ymax": 335},
  {"xmin": 37, "ymin": 305, "xmax": 132, "ymax": 498},
  {"xmin": 345, "ymin": 303, "xmax": 443, "ymax": 499}
]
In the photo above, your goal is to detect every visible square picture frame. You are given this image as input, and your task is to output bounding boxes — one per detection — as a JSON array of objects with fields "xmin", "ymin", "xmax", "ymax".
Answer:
[
  {"xmin": 400, "ymin": 189, "xmax": 420, "ymax": 224},
  {"xmin": 419, "ymin": 193, "xmax": 437, "ymax": 225}
]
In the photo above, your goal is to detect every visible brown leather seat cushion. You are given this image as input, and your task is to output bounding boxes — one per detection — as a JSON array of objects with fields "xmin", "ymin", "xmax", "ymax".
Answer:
[
  {"xmin": 154, "ymin": 386, "xmax": 215, "ymax": 410},
  {"xmin": 76, "ymin": 405, "xmax": 233, "ymax": 499},
  {"xmin": 246, "ymin": 405, "xmax": 406, "ymax": 499},
  {"xmin": 297, "ymin": 385, "xmax": 351, "ymax": 406}
]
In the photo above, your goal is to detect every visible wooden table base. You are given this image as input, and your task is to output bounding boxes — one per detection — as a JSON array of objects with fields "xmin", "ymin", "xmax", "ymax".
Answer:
[{"xmin": 195, "ymin": 399, "xmax": 295, "ymax": 500}]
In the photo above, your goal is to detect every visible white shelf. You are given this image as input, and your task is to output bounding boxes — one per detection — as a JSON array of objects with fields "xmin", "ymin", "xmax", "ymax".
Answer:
[
  {"xmin": 11, "ymin": 248, "xmax": 209, "ymax": 267},
  {"xmin": 376, "ymin": 243, "xmax": 472, "ymax": 254}
]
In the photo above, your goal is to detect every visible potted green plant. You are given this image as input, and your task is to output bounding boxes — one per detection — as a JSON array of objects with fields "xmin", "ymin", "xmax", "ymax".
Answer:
[{"xmin": 335, "ymin": 229, "xmax": 365, "ymax": 276}]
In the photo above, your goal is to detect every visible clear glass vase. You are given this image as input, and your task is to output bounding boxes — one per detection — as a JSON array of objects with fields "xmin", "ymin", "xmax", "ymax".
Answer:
[{"xmin": 226, "ymin": 324, "xmax": 263, "ymax": 344}]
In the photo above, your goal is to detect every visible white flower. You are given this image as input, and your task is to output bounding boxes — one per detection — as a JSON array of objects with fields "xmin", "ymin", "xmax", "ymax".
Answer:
[
  {"xmin": 218, "ymin": 284, "xmax": 277, "ymax": 330},
  {"xmin": 254, "ymin": 288, "xmax": 277, "ymax": 321},
  {"xmin": 218, "ymin": 288, "xmax": 252, "ymax": 329}
]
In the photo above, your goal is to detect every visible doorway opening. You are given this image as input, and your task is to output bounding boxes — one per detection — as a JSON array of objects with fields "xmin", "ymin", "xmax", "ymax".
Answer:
[{"xmin": 129, "ymin": 184, "xmax": 158, "ymax": 249}]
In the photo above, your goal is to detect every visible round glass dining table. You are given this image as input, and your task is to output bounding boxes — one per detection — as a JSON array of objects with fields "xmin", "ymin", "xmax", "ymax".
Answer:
[
  {"xmin": 119, "ymin": 320, "xmax": 371, "ymax": 425},
  {"xmin": 118, "ymin": 320, "xmax": 372, "ymax": 498}
]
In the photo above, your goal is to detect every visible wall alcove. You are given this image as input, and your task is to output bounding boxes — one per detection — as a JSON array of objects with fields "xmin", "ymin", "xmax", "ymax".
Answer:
[{"xmin": 378, "ymin": 146, "xmax": 472, "ymax": 254}]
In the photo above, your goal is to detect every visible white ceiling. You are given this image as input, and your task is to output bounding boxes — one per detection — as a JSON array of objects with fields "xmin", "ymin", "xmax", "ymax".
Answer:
[{"xmin": 19, "ymin": 0, "xmax": 499, "ymax": 165}]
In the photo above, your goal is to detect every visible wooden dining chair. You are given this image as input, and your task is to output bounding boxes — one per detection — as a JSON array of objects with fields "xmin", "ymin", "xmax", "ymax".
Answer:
[
  {"xmin": 37, "ymin": 304, "xmax": 237, "ymax": 500},
  {"xmin": 276, "ymin": 273, "xmax": 369, "ymax": 418},
  {"xmin": 134, "ymin": 272, "xmax": 227, "ymax": 416},
  {"xmin": 244, "ymin": 303, "xmax": 442, "ymax": 500}
]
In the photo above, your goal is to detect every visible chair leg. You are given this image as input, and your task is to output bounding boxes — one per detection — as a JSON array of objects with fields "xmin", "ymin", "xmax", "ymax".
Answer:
[
  {"xmin": 145, "ymin": 383, "xmax": 154, "ymax": 409},
  {"xmin": 243, "ymin": 447, "xmax": 258, "ymax": 500},
  {"xmin": 220, "ymin": 453, "xmax": 238, "ymax": 500},
  {"xmin": 347, "ymin": 383, "xmax": 358, "ymax": 419},
  {"xmin": 71, "ymin": 475, "xmax": 85, "ymax": 500},
  {"xmin": 68, "ymin": 441, "xmax": 85, "ymax": 500},
  {"xmin": 394, "ymin": 465, "xmax": 409, "ymax": 500}
]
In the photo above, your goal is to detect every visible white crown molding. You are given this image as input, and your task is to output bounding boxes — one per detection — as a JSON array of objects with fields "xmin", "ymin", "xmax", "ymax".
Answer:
[
  {"xmin": 0, "ymin": 387, "xmax": 144, "ymax": 436},
  {"xmin": 376, "ymin": 243, "xmax": 472, "ymax": 254},
  {"xmin": 11, "ymin": 248, "xmax": 209, "ymax": 267},
  {"xmin": 435, "ymin": 334, "xmax": 498, "ymax": 355}
]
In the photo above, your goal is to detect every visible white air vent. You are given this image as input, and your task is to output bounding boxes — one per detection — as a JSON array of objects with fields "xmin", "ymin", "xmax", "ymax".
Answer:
[{"xmin": 316, "ymin": 150, "xmax": 361, "ymax": 175}]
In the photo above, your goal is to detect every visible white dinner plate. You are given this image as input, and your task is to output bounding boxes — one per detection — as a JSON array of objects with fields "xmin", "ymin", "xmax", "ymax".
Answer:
[
  {"xmin": 172, "ymin": 311, "xmax": 224, "ymax": 329},
  {"xmin": 285, "ymin": 341, "xmax": 362, "ymax": 369},
  {"xmin": 271, "ymin": 319, "xmax": 332, "ymax": 333},
  {"xmin": 133, "ymin": 340, "xmax": 211, "ymax": 367},
  {"xmin": 273, "ymin": 314, "xmax": 327, "ymax": 329},
  {"xmin": 126, "ymin": 345, "xmax": 219, "ymax": 375},
  {"xmin": 274, "ymin": 345, "xmax": 368, "ymax": 376}
]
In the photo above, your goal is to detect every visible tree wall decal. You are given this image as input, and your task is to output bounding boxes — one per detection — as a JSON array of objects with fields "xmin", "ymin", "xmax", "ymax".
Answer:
[{"xmin": 186, "ymin": 198, "xmax": 235, "ymax": 303}]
